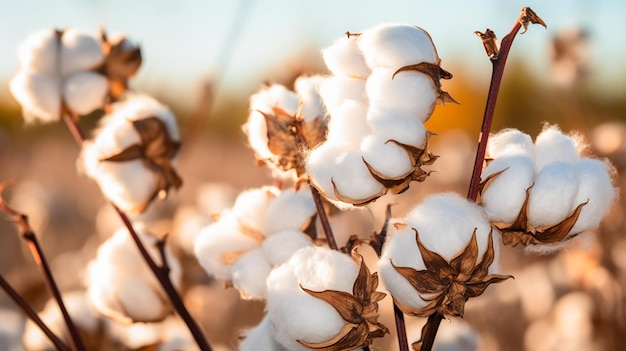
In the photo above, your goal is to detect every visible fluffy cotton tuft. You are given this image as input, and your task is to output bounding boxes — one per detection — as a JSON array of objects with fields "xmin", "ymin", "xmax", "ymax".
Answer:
[{"xmin": 240, "ymin": 316, "xmax": 288, "ymax": 351}]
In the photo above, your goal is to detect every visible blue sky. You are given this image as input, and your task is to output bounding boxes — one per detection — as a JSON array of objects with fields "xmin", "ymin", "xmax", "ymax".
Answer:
[{"xmin": 1, "ymin": 0, "xmax": 624, "ymax": 107}]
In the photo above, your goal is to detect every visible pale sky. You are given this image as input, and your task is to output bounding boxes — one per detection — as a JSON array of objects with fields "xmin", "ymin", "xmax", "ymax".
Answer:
[{"xmin": 1, "ymin": 0, "xmax": 624, "ymax": 107}]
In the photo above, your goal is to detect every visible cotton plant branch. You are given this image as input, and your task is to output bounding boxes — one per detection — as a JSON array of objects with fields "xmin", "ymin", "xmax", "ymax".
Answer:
[
  {"xmin": 309, "ymin": 185, "xmax": 339, "ymax": 251},
  {"xmin": 0, "ymin": 181, "xmax": 86, "ymax": 351},
  {"xmin": 63, "ymin": 114, "xmax": 213, "ymax": 351},
  {"xmin": 418, "ymin": 7, "xmax": 546, "ymax": 351}
]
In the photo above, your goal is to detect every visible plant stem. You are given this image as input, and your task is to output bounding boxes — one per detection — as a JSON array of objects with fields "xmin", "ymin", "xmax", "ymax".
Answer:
[
  {"xmin": 393, "ymin": 303, "xmax": 410, "ymax": 351},
  {"xmin": 62, "ymin": 114, "xmax": 213, "ymax": 351},
  {"xmin": 309, "ymin": 185, "xmax": 339, "ymax": 251},
  {"xmin": 0, "ymin": 274, "xmax": 71, "ymax": 351},
  {"xmin": 419, "ymin": 313, "xmax": 443, "ymax": 351}
]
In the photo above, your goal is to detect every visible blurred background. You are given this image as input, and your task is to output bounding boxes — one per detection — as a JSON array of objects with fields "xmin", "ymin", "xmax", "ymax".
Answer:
[{"xmin": 0, "ymin": 0, "xmax": 625, "ymax": 350}]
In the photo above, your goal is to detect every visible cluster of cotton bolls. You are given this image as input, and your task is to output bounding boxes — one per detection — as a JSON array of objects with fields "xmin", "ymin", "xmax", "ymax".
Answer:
[
  {"xmin": 243, "ymin": 76, "xmax": 326, "ymax": 180},
  {"xmin": 378, "ymin": 193, "xmax": 504, "ymax": 317},
  {"xmin": 10, "ymin": 27, "xmax": 140, "ymax": 123},
  {"xmin": 194, "ymin": 186, "xmax": 317, "ymax": 300},
  {"xmin": 80, "ymin": 94, "xmax": 182, "ymax": 214},
  {"xmin": 479, "ymin": 125, "xmax": 617, "ymax": 253},
  {"xmin": 306, "ymin": 23, "xmax": 453, "ymax": 207},
  {"xmin": 85, "ymin": 224, "xmax": 182, "ymax": 324}
]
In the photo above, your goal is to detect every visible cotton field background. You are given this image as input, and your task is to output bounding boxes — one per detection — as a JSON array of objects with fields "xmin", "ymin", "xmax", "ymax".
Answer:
[{"xmin": 0, "ymin": 1, "xmax": 625, "ymax": 351}]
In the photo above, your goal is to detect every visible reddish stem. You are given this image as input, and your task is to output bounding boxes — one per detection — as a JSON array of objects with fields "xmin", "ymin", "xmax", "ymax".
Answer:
[
  {"xmin": 393, "ymin": 303, "xmax": 410, "ymax": 351},
  {"xmin": 309, "ymin": 185, "xmax": 339, "ymax": 251}
]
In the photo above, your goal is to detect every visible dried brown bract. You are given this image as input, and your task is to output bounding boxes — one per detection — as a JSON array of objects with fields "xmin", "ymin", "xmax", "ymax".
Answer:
[
  {"xmin": 391, "ymin": 228, "xmax": 512, "ymax": 317},
  {"xmin": 99, "ymin": 30, "xmax": 142, "ymax": 99},
  {"xmin": 520, "ymin": 7, "xmax": 547, "ymax": 34},
  {"xmin": 393, "ymin": 62, "xmax": 458, "ymax": 106},
  {"xmin": 298, "ymin": 251, "xmax": 389, "ymax": 350}
]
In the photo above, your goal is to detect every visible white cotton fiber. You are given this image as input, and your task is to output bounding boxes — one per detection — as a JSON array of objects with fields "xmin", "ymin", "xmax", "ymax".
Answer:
[
  {"xmin": 63, "ymin": 72, "xmax": 108, "ymax": 115},
  {"xmin": 366, "ymin": 67, "xmax": 436, "ymax": 120},
  {"xmin": 17, "ymin": 28, "xmax": 59, "ymax": 74},
  {"xmin": 534, "ymin": 126, "xmax": 581, "ymax": 171},
  {"xmin": 262, "ymin": 230, "xmax": 313, "ymax": 266},
  {"xmin": 243, "ymin": 110, "xmax": 273, "ymax": 160},
  {"xmin": 115, "ymin": 275, "xmax": 168, "ymax": 322},
  {"xmin": 527, "ymin": 162, "xmax": 578, "ymax": 228},
  {"xmin": 357, "ymin": 23, "xmax": 438, "ymax": 69},
  {"xmin": 267, "ymin": 246, "xmax": 359, "ymax": 351},
  {"xmin": 487, "ymin": 128, "xmax": 534, "ymax": 158},
  {"xmin": 361, "ymin": 133, "xmax": 413, "ymax": 179},
  {"xmin": 9, "ymin": 71, "xmax": 61, "ymax": 123},
  {"xmin": 366, "ymin": 107, "xmax": 427, "ymax": 148},
  {"xmin": 240, "ymin": 316, "xmax": 287, "ymax": 351},
  {"xmin": 322, "ymin": 35, "xmax": 370, "ymax": 78},
  {"xmin": 306, "ymin": 142, "xmax": 352, "ymax": 200},
  {"xmin": 263, "ymin": 188, "xmax": 316, "ymax": 234},
  {"xmin": 295, "ymin": 75, "xmax": 325, "ymax": 121},
  {"xmin": 331, "ymin": 149, "xmax": 385, "ymax": 202},
  {"xmin": 231, "ymin": 187, "xmax": 277, "ymax": 234},
  {"xmin": 60, "ymin": 29, "xmax": 105, "ymax": 75},
  {"xmin": 318, "ymin": 76, "xmax": 367, "ymax": 114},
  {"xmin": 568, "ymin": 158, "xmax": 617, "ymax": 234},
  {"xmin": 325, "ymin": 100, "xmax": 370, "ymax": 146},
  {"xmin": 481, "ymin": 155, "xmax": 535, "ymax": 223},
  {"xmin": 250, "ymin": 84, "xmax": 299, "ymax": 116},
  {"xmin": 93, "ymin": 161, "xmax": 157, "ymax": 214},
  {"xmin": 231, "ymin": 248, "xmax": 272, "ymax": 300}
]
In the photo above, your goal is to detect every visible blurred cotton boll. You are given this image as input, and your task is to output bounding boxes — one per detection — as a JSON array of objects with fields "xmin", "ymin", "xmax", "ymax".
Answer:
[
  {"xmin": 80, "ymin": 94, "xmax": 182, "ymax": 214},
  {"xmin": 10, "ymin": 28, "xmax": 107, "ymax": 123},
  {"xmin": 86, "ymin": 224, "xmax": 182, "ymax": 324},
  {"xmin": 239, "ymin": 315, "xmax": 287, "ymax": 351}
]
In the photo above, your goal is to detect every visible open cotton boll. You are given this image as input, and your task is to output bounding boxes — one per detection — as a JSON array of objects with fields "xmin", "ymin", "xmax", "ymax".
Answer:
[
  {"xmin": 263, "ymin": 188, "xmax": 316, "ymax": 234},
  {"xmin": 322, "ymin": 35, "xmax": 370, "ymax": 78},
  {"xmin": 318, "ymin": 76, "xmax": 367, "ymax": 114},
  {"xmin": 17, "ymin": 28, "xmax": 59, "ymax": 74},
  {"xmin": 481, "ymin": 155, "xmax": 535, "ymax": 223},
  {"xmin": 527, "ymin": 162, "xmax": 578, "ymax": 228},
  {"xmin": 63, "ymin": 72, "xmax": 108, "ymax": 115},
  {"xmin": 357, "ymin": 23, "xmax": 438, "ymax": 69},
  {"xmin": 194, "ymin": 213, "xmax": 261, "ymax": 280},
  {"xmin": 366, "ymin": 107, "xmax": 427, "ymax": 148},
  {"xmin": 307, "ymin": 142, "xmax": 352, "ymax": 200},
  {"xmin": 366, "ymin": 68, "xmax": 436, "ymax": 120},
  {"xmin": 332, "ymin": 150, "xmax": 386, "ymax": 203},
  {"xmin": 267, "ymin": 246, "xmax": 359, "ymax": 351},
  {"xmin": 231, "ymin": 248, "xmax": 273, "ymax": 300},
  {"xmin": 262, "ymin": 230, "xmax": 313, "ymax": 266},
  {"xmin": 361, "ymin": 133, "xmax": 414, "ymax": 179},
  {"xmin": 240, "ymin": 316, "xmax": 287, "ymax": 351},
  {"xmin": 114, "ymin": 275, "xmax": 170, "ymax": 322},
  {"xmin": 534, "ymin": 126, "xmax": 581, "ymax": 171},
  {"xmin": 60, "ymin": 29, "xmax": 105, "ymax": 75},
  {"xmin": 9, "ymin": 71, "xmax": 61, "ymax": 123},
  {"xmin": 326, "ymin": 100, "xmax": 370, "ymax": 146},
  {"xmin": 295, "ymin": 75, "xmax": 325, "ymax": 121},
  {"xmin": 568, "ymin": 158, "xmax": 617, "ymax": 234},
  {"xmin": 487, "ymin": 128, "xmax": 534, "ymax": 158},
  {"xmin": 250, "ymin": 84, "xmax": 299, "ymax": 116},
  {"xmin": 231, "ymin": 186, "xmax": 278, "ymax": 233}
]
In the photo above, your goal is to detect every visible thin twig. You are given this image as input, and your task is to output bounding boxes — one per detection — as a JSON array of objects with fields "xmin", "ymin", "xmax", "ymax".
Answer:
[
  {"xmin": 0, "ymin": 274, "xmax": 71, "ymax": 351},
  {"xmin": 309, "ymin": 185, "xmax": 339, "ymax": 250},
  {"xmin": 0, "ymin": 182, "xmax": 86, "ymax": 351},
  {"xmin": 393, "ymin": 302, "xmax": 410, "ymax": 351}
]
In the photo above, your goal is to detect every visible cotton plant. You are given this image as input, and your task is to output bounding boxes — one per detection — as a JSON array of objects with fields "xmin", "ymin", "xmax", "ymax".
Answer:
[
  {"xmin": 243, "ymin": 75, "xmax": 327, "ymax": 182},
  {"xmin": 194, "ymin": 186, "xmax": 317, "ymax": 300},
  {"xmin": 80, "ymin": 93, "xmax": 182, "ymax": 214},
  {"xmin": 306, "ymin": 23, "xmax": 455, "ymax": 207},
  {"xmin": 266, "ymin": 246, "xmax": 386, "ymax": 351},
  {"xmin": 478, "ymin": 125, "xmax": 617, "ymax": 253},
  {"xmin": 86, "ymin": 224, "xmax": 182, "ymax": 324},
  {"xmin": 10, "ymin": 27, "xmax": 141, "ymax": 123},
  {"xmin": 378, "ymin": 193, "xmax": 511, "ymax": 326}
]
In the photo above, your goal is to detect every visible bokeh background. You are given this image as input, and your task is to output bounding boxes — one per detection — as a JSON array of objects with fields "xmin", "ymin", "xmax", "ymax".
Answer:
[{"xmin": 0, "ymin": 0, "xmax": 625, "ymax": 350}]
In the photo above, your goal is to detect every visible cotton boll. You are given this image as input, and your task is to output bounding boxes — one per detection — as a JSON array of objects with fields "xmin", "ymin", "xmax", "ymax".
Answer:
[
  {"xmin": 264, "ymin": 188, "xmax": 316, "ymax": 234},
  {"xmin": 295, "ymin": 75, "xmax": 325, "ymax": 121},
  {"xmin": 231, "ymin": 248, "xmax": 272, "ymax": 300},
  {"xmin": 366, "ymin": 68, "xmax": 436, "ymax": 120},
  {"xmin": 240, "ymin": 316, "xmax": 287, "ymax": 351},
  {"xmin": 534, "ymin": 126, "xmax": 581, "ymax": 171},
  {"xmin": 487, "ymin": 128, "xmax": 534, "ymax": 158},
  {"xmin": 232, "ymin": 186, "xmax": 278, "ymax": 234},
  {"xmin": 115, "ymin": 275, "xmax": 170, "ymax": 322},
  {"xmin": 267, "ymin": 246, "xmax": 359, "ymax": 351},
  {"xmin": 361, "ymin": 133, "xmax": 414, "ymax": 179},
  {"xmin": 332, "ymin": 149, "xmax": 386, "ymax": 203},
  {"xmin": 569, "ymin": 158, "xmax": 617, "ymax": 234},
  {"xmin": 480, "ymin": 155, "xmax": 535, "ymax": 223},
  {"xmin": 358, "ymin": 23, "xmax": 438, "ymax": 69},
  {"xmin": 326, "ymin": 100, "xmax": 370, "ymax": 146},
  {"xmin": 17, "ymin": 28, "xmax": 59, "ymax": 74},
  {"xmin": 262, "ymin": 230, "xmax": 313, "ymax": 266},
  {"xmin": 318, "ymin": 76, "xmax": 367, "ymax": 115},
  {"xmin": 120, "ymin": 94, "xmax": 180, "ymax": 139},
  {"xmin": 60, "ymin": 29, "xmax": 105, "ymax": 75},
  {"xmin": 322, "ymin": 35, "xmax": 370, "ymax": 78},
  {"xmin": 528, "ymin": 162, "xmax": 578, "ymax": 228},
  {"xmin": 63, "ymin": 72, "xmax": 108, "ymax": 115},
  {"xmin": 9, "ymin": 71, "xmax": 61, "ymax": 123},
  {"xmin": 93, "ymin": 160, "xmax": 157, "ymax": 214},
  {"xmin": 250, "ymin": 84, "xmax": 299, "ymax": 116},
  {"xmin": 367, "ymin": 107, "xmax": 427, "ymax": 148},
  {"xmin": 307, "ymin": 142, "xmax": 352, "ymax": 200}
]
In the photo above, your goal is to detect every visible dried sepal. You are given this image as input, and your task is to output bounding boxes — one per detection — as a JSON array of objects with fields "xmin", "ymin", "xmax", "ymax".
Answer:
[
  {"xmin": 474, "ymin": 29, "xmax": 499, "ymax": 59},
  {"xmin": 99, "ymin": 30, "xmax": 142, "ymax": 99},
  {"xmin": 297, "ymin": 251, "xmax": 388, "ymax": 350},
  {"xmin": 392, "ymin": 61, "xmax": 458, "ymax": 106},
  {"xmin": 330, "ymin": 178, "xmax": 386, "ymax": 207},
  {"xmin": 391, "ymin": 228, "xmax": 512, "ymax": 317},
  {"xmin": 519, "ymin": 7, "xmax": 547, "ymax": 34},
  {"xmin": 101, "ymin": 116, "xmax": 182, "ymax": 212}
]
